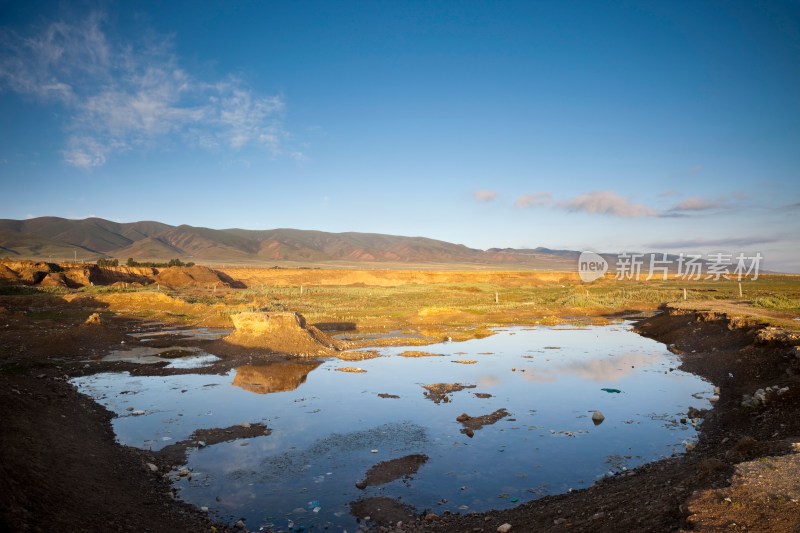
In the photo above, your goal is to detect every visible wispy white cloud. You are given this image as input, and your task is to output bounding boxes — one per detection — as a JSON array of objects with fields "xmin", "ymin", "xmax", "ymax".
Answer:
[
  {"xmin": 515, "ymin": 192, "xmax": 551, "ymax": 208},
  {"xmin": 672, "ymin": 196, "xmax": 722, "ymax": 211},
  {"xmin": 0, "ymin": 13, "xmax": 293, "ymax": 168},
  {"xmin": 474, "ymin": 189, "xmax": 498, "ymax": 202},
  {"xmin": 668, "ymin": 192, "xmax": 747, "ymax": 213},
  {"xmin": 644, "ymin": 236, "xmax": 778, "ymax": 248},
  {"xmin": 560, "ymin": 191, "xmax": 657, "ymax": 217}
]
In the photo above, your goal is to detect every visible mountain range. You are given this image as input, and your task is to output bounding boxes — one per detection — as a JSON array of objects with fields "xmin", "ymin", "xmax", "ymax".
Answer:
[{"xmin": 0, "ymin": 217, "xmax": 583, "ymax": 268}]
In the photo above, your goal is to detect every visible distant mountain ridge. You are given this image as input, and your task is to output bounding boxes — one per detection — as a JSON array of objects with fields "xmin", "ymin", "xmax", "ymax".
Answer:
[{"xmin": 0, "ymin": 216, "xmax": 581, "ymax": 268}]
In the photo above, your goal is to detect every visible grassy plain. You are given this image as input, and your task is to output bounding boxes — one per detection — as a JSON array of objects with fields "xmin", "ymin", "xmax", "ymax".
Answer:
[{"xmin": 10, "ymin": 268, "xmax": 794, "ymax": 344}]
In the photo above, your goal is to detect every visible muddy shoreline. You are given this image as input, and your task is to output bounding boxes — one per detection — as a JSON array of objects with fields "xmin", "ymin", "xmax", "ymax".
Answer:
[{"xmin": 2, "ymin": 304, "xmax": 799, "ymax": 532}]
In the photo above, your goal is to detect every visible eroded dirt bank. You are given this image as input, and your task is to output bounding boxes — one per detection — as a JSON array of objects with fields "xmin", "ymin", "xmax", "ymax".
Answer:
[{"xmin": 2, "ymin": 302, "xmax": 799, "ymax": 532}]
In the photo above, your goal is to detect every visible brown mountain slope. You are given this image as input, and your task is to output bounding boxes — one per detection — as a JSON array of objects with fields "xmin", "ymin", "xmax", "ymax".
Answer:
[{"xmin": 0, "ymin": 216, "xmax": 577, "ymax": 268}]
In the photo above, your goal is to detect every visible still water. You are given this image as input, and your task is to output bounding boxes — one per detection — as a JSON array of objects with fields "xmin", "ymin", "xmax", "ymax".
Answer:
[{"xmin": 71, "ymin": 323, "xmax": 713, "ymax": 531}]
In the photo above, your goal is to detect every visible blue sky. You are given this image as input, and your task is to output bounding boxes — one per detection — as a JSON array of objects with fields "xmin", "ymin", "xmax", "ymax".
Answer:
[{"xmin": 1, "ymin": 0, "xmax": 798, "ymax": 270}]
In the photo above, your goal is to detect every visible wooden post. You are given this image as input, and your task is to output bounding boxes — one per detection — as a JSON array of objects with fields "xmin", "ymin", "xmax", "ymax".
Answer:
[
  {"xmin": 738, "ymin": 282, "xmax": 743, "ymax": 298},
  {"xmin": 495, "ymin": 291, "xmax": 499, "ymax": 304},
  {"xmin": 300, "ymin": 284, "xmax": 304, "ymax": 295},
  {"xmin": 683, "ymin": 288, "xmax": 687, "ymax": 301}
]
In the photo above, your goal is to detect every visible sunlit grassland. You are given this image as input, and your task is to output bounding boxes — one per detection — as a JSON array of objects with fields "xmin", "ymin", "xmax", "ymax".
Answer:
[
  {"xmin": 211, "ymin": 274, "xmax": 800, "ymax": 333},
  {"xmin": 4, "ymin": 272, "xmax": 798, "ymax": 337}
]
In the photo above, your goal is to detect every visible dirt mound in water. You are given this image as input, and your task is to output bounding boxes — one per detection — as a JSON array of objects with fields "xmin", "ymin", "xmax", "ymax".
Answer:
[
  {"xmin": 154, "ymin": 265, "xmax": 244, "ymax": 289},
  {"xmin": 220, "ymin": 311, "xmax": 344, "ymax": 356},
  {"xmin": 232, "ymin": 360, "xmax": 322, "ymax": 394}
]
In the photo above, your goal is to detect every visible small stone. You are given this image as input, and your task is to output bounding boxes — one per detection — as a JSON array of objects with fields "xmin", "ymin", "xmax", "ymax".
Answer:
[
  {"xmin": 234, "ymin": 519, "xmax": 245, "ymax": 529},
  {"xmin": 497, "ymin": 523, "xmax": 512, "ymax": 532},
  {"xmin": 200, "ymin": 506, "xmax": 208, "ymax": 512},
  {"xmin": 178, "ymin": 468, "xmax": 190, "ymax": 477},
  {"xmin": 554, "ymin": 518, "xmax": 566, "ymax": 525},
  {"xmin": 146, "ymin": 463, "xmax": 158, "ymax": 473},
  {"xmin": 464, "ymin": 428, "xmax": 475, "ymax": 438},
  {"xmin": 356, "ymin": 480, "xmax": 367, "ymax": 490},
  {"xmin": 131, "ymin": 410, "xmax": 145, "ymax": 416},
  {"xmin": 591, "ymin": 410, "xmax": 605, "ymax": 425},
  {"xmin": 424, "ymin": 513, "xmax": 440, "ymax": 522},
  {"xmin": 456, "ymin": 413, "xmax": 470, "ymax": 422}
]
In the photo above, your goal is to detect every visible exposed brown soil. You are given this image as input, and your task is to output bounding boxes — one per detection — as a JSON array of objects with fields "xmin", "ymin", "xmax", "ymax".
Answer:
[
  {"xmin": 421, "ymin": 382, "xmax": 477, "ymax": 404},
  {"xmin": 350, "ymin": 497, "xmax": 419, "ymax": 526},
  {"xmin": 456, "ymin": 408, "xmax": 511, "ymax": 436},
  {"xmin": 215, "ymin": 311, "xmax": 344, "ymax": 356},
  {"xmin": 357, "ymin": 454, "xmax": 429, "ymax": 488},
  {"xmin": 0, "ymin": 260, "xmax": 242, "ymax": 290},
  {"xmin": 335, "ymin": 349, "xmax": 382, "ymax": 361},
  {"xmin": 398, "ymin": 350, "xmax": 443, "ymax": 358}
]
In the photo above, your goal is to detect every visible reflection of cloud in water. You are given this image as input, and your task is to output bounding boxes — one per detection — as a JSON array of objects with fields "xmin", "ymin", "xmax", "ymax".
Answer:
[
  {"xmin": 521, "ymin": 352, "xmax": 661, "ymax": 384},
  {"xmin": 232, "ymin": 360, "xmax": 322, "ymax": 394},
  {"xmin": 478, "ymin": 375, "xmax": 501, "ymax": 387}
]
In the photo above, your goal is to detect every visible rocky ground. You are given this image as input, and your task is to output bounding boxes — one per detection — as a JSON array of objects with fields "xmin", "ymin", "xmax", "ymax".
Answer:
[{"xmin": 1, "ymin": 300, "xmax": 799, "ymax": 532}]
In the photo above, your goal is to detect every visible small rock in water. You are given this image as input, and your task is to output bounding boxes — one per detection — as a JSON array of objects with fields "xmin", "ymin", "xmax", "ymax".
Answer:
[
  {"xmin": 355, "ymin": 480, "xmax": 367, "ymax": 490},
  {"xmin": 591, "ymin": 410, "xmax": 605, "ymax": 425},
  {"xmin": 131, "ymin": 410, "xmax": 146, "ymax": 416},
  {"xmin": 497, "ymin": 523, "xmax": 512, "ymax": 533},
  {"xmin": 234, "ymin": 519, "xmax": 245, "ymax": 529},
  {"xmin": 200, "ymin": 506, "xmax": 208, "ymax": 512}
]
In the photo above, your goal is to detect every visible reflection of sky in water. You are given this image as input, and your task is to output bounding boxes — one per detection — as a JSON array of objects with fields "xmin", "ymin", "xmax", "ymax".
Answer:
[{"xmin": 71, "ymin": 323, "xmax": 713, "ymax": 532}]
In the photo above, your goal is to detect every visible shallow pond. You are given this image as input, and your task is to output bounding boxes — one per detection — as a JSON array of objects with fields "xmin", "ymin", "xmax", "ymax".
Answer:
[{"xmin": 71, "ymin": 322, "xmax": 713, "ymax": 532}]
